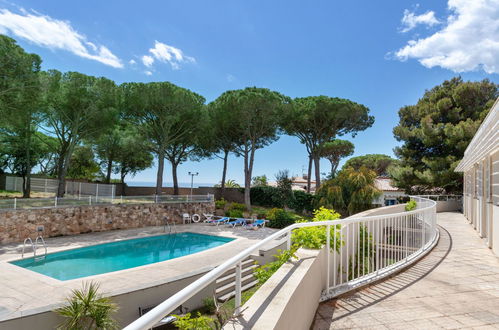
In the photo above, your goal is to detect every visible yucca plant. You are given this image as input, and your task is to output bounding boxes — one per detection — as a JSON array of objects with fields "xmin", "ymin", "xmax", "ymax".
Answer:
[{"xmin": 56, "ymin": 282, "xmax": 118, "ymax": 330}]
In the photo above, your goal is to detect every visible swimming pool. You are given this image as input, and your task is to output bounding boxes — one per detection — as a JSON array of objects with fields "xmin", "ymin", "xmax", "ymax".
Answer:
[{"xmin": 11, "ymin": 232, "xmax": 234, "ymax": 281}]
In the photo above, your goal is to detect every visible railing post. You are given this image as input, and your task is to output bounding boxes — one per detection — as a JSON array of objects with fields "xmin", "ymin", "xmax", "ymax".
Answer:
[
  {"xmin": 326, "ymin": 225, "xmax": 330, "ymax": 291},
  {"xmin": 235, "ymin": 261, "xmax": 242, "ymax": 315},
  {"xmin": 286, "ymin": 230, "xmax": 291, "ymax": 250}
]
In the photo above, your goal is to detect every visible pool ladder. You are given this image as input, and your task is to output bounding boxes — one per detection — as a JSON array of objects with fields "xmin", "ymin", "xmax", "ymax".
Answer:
[
  {"xmin": 163, "ymin": 216, "xmax": 177, "ymax": 234},
  {"xmin": 22, "ymin": 235, "xmax": 47, "ymax": 259}
]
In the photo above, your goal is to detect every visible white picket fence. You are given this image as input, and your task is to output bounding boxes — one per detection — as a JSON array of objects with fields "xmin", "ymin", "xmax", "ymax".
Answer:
[{"xmin": 4, "ymin": 176, "xmax": 115, "ymax": 198}]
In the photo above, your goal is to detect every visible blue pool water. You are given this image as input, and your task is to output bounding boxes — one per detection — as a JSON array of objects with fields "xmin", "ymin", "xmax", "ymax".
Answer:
[{"xmin": 11, "ymin": 232, "xmax": 233, "ymax": 281}]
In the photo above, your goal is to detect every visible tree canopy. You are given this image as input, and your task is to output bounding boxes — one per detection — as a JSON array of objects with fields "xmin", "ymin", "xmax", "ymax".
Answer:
[
  {"xmin": 318, "ymin": 139, "xmax": 355, "ymax": 177},
  {"xmin": 391, "ymin": 77, "xmax": 498, "ymax": 193},
  {"xmin": 343, "ymin": 154, "xmax": 397, "ymax": 176},
  {"xmin": 281, "ymin": 96, "xmax": 374, "ymax": 191}
]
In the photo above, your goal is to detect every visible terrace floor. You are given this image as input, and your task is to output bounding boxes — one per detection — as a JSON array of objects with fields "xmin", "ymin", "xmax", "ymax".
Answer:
[{"xmin": 313, "ymin": 212, "xmax": 499, "ymax": 329}]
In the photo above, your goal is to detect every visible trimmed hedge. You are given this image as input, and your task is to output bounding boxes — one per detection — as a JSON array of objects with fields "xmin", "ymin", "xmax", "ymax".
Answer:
[
  {"xmin": 267, "ymin": 208, "xmax": 295, "ymax": 229},
  {"xmin": 250, "ymin": 186, "xmax": 314, "ymax": 214}
]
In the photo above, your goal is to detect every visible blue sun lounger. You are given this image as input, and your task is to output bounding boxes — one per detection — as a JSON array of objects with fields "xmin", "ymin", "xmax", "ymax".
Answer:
[
  {"xmin": 225, "ymin": 218, "xmax": 248, "ymax": 227},
  {"xmin": 245, "ymin": 219, "xmax": 266, "ymax": 229},
  {"xmin": 207, "ymin": 217, "xmax": 229, "ymax": 226}
]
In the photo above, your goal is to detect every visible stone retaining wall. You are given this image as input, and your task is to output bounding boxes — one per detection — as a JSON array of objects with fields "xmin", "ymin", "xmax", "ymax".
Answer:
[{"xmin": 0, "ymin": 202, "xmax": 214, "ymax": 244}]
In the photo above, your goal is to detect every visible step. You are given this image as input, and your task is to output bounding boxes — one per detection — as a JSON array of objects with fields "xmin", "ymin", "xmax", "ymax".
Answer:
[
  {"xmin": 215, "ymin": 273, "xmax": 256, "ymax": 297},
  {"xmin": 216, "ymin": 264, "xmax": 258, "ymax": 287},
  {"xmin": 217, "ymin": 280, "xmax": 259, "ymax": 302},
  {"xmin": 219, "ymin": 258, "xmax": 255, "ymax": 278}
]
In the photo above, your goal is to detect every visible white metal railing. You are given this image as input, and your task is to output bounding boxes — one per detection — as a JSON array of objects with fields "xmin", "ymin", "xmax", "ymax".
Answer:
[
  {"xmin": 124, "ymin": 196, "xmax": 438, "ymax": 330},
  {"xmin": 417, "ymin": 194, "xmax": 462, "ymax": 202},
  {"xmin": 0, "ymin": 195, "xmax": 214, "ymax": 211}
]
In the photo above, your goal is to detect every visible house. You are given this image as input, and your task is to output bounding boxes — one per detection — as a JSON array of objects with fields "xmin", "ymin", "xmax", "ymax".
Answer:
[
  {"xmin": 455, "ymin": 97, "xmax": 499, "ymax": 256},
  {"xmin": 373, "ymin": 176, "xmax": 406, "ymax": 206},
  {"xmin": 268, "ymin": 175, "xmax": 316, "ymax": 192}
]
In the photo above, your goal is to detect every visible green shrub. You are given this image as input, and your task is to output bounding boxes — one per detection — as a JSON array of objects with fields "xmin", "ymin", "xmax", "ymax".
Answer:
[
  {"xmin": 291, "ymin": 207, "xmax": 343, "ymax": 250},
  {"xmin": 215, "ymin": 198, "xmax": 227, "ymax": 209},
  {"xmin": 228, "ymin": 202, "xmax": 246, "ymax": 212},
  {"xmin": 267, "ymin": 208, "xmax": 295, "ymax": 228},
  {"xmin": 250, "ymin": 186, "xmax": 285, "ymax": 208},
  {"xmin": 289, "ymin": 190, "xmax": 314, "ymax": 214},
  {"xmin": 405, "ymin": 200, "xmax": 417, "ymax": 211},
  {"xmin": 226, "ymin": 209, "xmax": 244, "ymax": 218},
  {"xmin": 173, "ymin": 312, "xmax": 214, "ymax": 330},
  {"xmin": 254, "ymin": 247, "xmax": 298, "ymax": 285}
]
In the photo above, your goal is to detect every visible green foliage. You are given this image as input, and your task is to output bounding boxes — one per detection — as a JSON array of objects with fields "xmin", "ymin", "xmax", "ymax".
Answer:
[
  {"xmin": 348, "ymin": 225, "xmax": 376, "ymax": 280},
  {"xmin": 213, "ymin": 87, "xmax": 290, "ymax": 209},
  {"xmin": 254, "ymin": 246, "xmax": 298, "ymax": 285},
  {"xmin": 405, "ymin": 200, "xmax": 417, "ymax": 211},
  {"xmin": 315, "ymin": 167, "xmax": 381, "ymax": 216},
  {"xmin": 55, "ymin": 282, "xmax": 118, "ymax": 330},
  {"xmin": 318, "ymin": 139, "xmax": 355, "ymax": 177},
  {"xmin": 66, "ymin": 145, "xmax": 101, "ymax": 180},
  {"xmin": 267, "ymin": 208, "xmax": 295, "ymax": 228},
  {"xmin": 250, "ymin": 186, "xmax": 285, "ymax": 208},
  {"xmin": 41, "ymin": 70, "xmax": 119, "ymax": 197},
  {"xmin": 275, "ymin": 169, "xmax": 294, "ymax": 208},
  {"xmin": 172, "ymin": 312, "xmax": 214, "ymax": 330},
  {"xmin": 215, "ymin": 198, "xmax": 227, "ymax": 209},
  {"xmin": 292, "ymin": 207, "xmax": 342, "ymax": 250},
  {"xmin": 281, "ymin": 96, "xmax": 374, "ymax": 188},
  {"xmin": 225, "ymin": 202, "xmax": 246, "ymax": 218},
  {"xmin": 215, "ymin": 179, "xmax": 240, "ymax": 188},
  {"xmin": 252, "ymin": 175, "xmax": 268, "ymax": 187},
  {"xmin": 392, "ymin": 77, "xmax": 498, "ymax": 193},
  {"xmin": 288, "ymin": 190, "xmax": 314, "ymax": 214},
  {"xmin": 343, "ymin": 154, "xmax": 398, "ymax": 176}
]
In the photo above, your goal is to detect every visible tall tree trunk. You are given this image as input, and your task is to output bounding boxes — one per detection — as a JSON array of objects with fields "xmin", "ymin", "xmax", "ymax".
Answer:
[
  {"xmin": 331, "ymin": 160, "xmax": 339, "ymax": 178},
  {"xmin": 313, "ymin": 154, "xmax": 321, "ymax": 190},
  {"xmin": 220, "ymin": 149, "xmax": 229, "ymax": 197},
  {"xmin": 56, "ymin": 144, "xmax": 73, "ymax": 197},
  {"xmin": 172, "ymin": 162, "xmax": 179, "ymax": 195},
  {"xmin": 155, "ymin": 149, "xmax": 165, "ymax": 196},
  {"xmin": 120, "ymin": 169, "xmax": 127, "ymax": 196},
  {"xmin": 307, "ymin": 154, "xmax": 312, "ymax": 193},
  {"xmin": 243, "ymin": 145, "xmax": 251, "ymax": 211},
  {"xmin": 105, "ymin": 159, "xmax": 113, "ymax": 184},
  {"xmin": 23, "ymin": 128, "xmax": 32, "ymax": 198}
]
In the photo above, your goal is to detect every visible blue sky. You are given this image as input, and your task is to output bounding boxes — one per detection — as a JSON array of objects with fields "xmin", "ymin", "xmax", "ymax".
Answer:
[{"xmin": 1, "ymin": 0, "xmax": 498, "ymax": 186}]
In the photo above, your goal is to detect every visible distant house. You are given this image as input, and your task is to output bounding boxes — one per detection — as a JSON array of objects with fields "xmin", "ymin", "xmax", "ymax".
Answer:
[
  {"xmin": 455, "ymin": 97, "xmax": 499, "ymax": 256},
  {"xmin": 373, "ymin": 176, "xmax": 406, "ymax": 206},
  {"xmin": 268, "ymin": 175, "xmax": 316, "ymax": 192}
]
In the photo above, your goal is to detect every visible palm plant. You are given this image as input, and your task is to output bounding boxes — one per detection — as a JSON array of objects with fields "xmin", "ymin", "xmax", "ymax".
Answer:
[{"xmin": 56, "ymin": 282, "xmax": 118, "ymax": 330}]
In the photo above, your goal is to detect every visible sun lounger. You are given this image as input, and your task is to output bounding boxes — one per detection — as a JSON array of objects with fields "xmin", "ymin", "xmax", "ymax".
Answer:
[
  {"xmin": 225, "ymin": 218, "xmax": 247, "ymax": 227},
  {"xmin": 207, "ymin": 217, "xmax": 229, "ymax": 226},
  {"xmin": 245, "ymin": 219, "xmax": 266, "ymax": 230}
]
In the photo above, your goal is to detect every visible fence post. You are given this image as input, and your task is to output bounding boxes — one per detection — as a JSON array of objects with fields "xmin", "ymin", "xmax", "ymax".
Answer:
[
  {"xmin": 54, "ymin": 196, "xmax": 58, "ymax": 207},
  {"xmin": 14, "ymin": 198, "xmax": 17, "ymax": 210},
  {"xmin": 44, "ymin": 179, "xmax": 48, "ymax": 193},
  {"xmin": 89, "ymin": 196, "xmax": 92, "ymax": 205},
  {"xmin": 79, "ymin": 182, "xmax": 82, "ymax": 199},
  {"xmin": 96, "ymin": 184, "xmax": 99, "ymax": 199}
]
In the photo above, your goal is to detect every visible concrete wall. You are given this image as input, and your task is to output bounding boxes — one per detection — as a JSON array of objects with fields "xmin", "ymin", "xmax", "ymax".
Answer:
[
  {"xmin": 0, "ymin": 202, "xmax": 214, "ymax": 244},
  {"xmin": 225, "ymin": 248, "xmax": 325, "ymax": 330}
]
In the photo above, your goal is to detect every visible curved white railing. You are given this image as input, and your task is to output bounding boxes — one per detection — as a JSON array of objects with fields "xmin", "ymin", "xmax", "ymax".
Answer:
[{"xmin": 124, "ymin": 196, "xmax": 437, "ymax": 330}]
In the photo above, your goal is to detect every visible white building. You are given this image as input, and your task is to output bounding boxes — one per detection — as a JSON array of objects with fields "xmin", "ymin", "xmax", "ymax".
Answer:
[
  {"xmin": 455, "ymin": 98, "xmax": 499, "ymax": 256},
  {"xmin": 372, "ymin": 176, "xmax": 406, "ymax": 206}
]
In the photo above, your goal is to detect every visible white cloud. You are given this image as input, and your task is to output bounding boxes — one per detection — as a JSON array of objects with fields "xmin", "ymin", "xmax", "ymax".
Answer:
[
  {"xmin": 129, "ymin": 59, "xmax": 136, "ymax": 65},
  {"xmin": 400, "ymin": 9, "xmax": 440, "ymax": 33},
  {"xmin": 142, "ymin": 40, "xmax": 195, "ymax": 70},
  {"xmin": 395, "ymin": 0, "xmax": 499, "ymax": 74},
  {"xmin": 226, "ymin": 74, "xmax": 235, "ymax": 82},
  {"xmin": 141, "ymin": 55, "xmax": 154, "ymax": 67},
  {"xmin": 144, "ymin": 70, "xmax": 152, "ymax": 76},
  {"xmin": 0, "ymin": 8, "xmax": 123, "ymax": 68}
]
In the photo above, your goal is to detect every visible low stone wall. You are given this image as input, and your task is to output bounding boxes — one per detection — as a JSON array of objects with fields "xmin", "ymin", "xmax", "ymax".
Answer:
[{"xmin": 0, "ymin": 202, "xmax": 214, "ymax": 244}]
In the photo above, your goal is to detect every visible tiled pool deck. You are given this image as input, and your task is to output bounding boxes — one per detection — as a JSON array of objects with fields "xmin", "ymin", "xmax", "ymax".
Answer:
[
  {"xmin": 0, "ymin": 223, "xmax": 279, "ymax": 322},
  {"xmin": 313, "ymin": 212, "xmax": 499, "ymax": 329}
]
